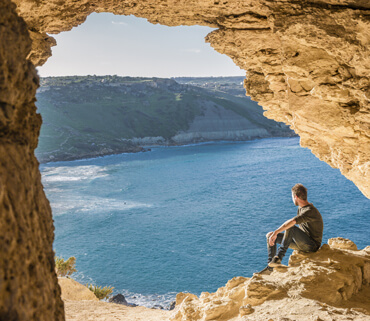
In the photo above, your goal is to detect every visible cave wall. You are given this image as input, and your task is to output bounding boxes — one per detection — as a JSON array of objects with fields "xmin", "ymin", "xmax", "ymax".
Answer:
[
  {"xmin": 206, "ymin": 5, "xmax": 370, "ymax": 198},
  {"xmin": 0, "ymin": 0, "xmax": 369, "ymax": 320},
  {"xmin": 13, "ymin": 0, "xmax": 370, "ymax": 198},
  {"xmin": 0, "ymin": 1, "xmax": 64, "ymax": 320}
]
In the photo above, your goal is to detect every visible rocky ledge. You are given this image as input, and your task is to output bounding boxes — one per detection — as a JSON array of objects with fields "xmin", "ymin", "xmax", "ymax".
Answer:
[{"xmin": 172, "ymin": 237, "xmax": 370, "ymax": 321}]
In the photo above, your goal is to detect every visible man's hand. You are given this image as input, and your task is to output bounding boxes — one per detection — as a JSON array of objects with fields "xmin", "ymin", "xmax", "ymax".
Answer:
[
  {"xmin": 269, "ymin": 233, "xmax": 277, "ymax": 246},
  {"xmin": 267, "ymin": 218, "xmax": 297, "ymax": 247}
]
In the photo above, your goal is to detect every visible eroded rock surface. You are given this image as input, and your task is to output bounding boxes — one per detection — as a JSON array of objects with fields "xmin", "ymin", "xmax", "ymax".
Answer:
[
  {"xmin": 0, "ymin": 1, "xmax": 64, "ymax": 320},
  {"xmin": 11, "ymin": 0, "xmax": 370, "ymax": 197},
  {"xmin": 172, "ymin": 238, "xmax": 370, "ymax": 321}
]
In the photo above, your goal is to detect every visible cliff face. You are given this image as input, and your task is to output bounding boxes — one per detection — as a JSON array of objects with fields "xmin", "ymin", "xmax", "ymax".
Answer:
[
  {"xmin": 171, "ymin": 103, "xmax": 271, "ymax": 144},
  {"xmin": 172, "ymin": 238, "xmax": 370, "ymax": 321},
  {"xmin": 0, "ymin": 1, "xmax": 64, "ymax": 320},
  {"xmin": 12, "ymin": 0, "xmax": 370, "ymax": 197}
]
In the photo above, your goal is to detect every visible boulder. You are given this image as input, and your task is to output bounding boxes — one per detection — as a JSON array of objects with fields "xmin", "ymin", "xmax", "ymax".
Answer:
[
  {"xmin": 109, "ymin": 293, "xmax": 128, "ymax": 305},
  {"xmin": 328, "ymin": 237, "xmax": 358, "ymax": 251},
  {"xmin": 169, "ymin": 301, "xmax": 176, "ymax": 310}
]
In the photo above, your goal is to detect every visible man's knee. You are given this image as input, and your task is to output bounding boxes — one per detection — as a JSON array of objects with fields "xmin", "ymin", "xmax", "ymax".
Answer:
[{"xmin": 266, "ymin": 231, "xmax": 273, "ymax": 239}]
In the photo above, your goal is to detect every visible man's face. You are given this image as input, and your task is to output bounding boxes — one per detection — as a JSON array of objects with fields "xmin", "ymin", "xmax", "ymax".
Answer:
[{"xmin": 292, "ymin": 192, "xmax": 298, "ymax": 206}]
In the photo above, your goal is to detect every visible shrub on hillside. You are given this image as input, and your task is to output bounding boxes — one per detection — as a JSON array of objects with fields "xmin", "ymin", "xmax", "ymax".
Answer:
[
  {"xmin": 55, "ymin": 256, "xmax": 77, "ymax": 277},
  {"xmin": 86, "ymin": 284, "xmax": 114, "ymax": 300}
]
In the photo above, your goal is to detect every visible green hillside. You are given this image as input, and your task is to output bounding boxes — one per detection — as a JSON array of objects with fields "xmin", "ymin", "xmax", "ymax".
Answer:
[{"xmin": 35, "ymin": 75, "xmax": 294, "ymax": 163}]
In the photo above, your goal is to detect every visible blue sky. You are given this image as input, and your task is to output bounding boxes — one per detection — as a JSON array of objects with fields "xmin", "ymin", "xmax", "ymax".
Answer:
[{"xmin": 37, "ymin": 13, "xmax": 245, "ymax": 78}]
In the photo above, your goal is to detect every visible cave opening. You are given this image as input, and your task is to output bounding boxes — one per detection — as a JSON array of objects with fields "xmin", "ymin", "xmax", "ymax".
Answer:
[
  {"xmin": 1, "ymin": 1, "xmax": 369, "ymax": 320},
  {"xmin": 34, "ymin": 10, "xmax": 369, "ymax": 313},
  {"xmin": 35, "ymin": 11, "xmax": 260, "ymax": 309}
]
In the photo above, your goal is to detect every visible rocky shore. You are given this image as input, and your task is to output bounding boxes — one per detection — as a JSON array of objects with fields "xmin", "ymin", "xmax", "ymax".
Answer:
[
  {"xmin": 60, "ymin": 237, "xmax": 369, "ymax": 321},
  {"xmin": 37, "ymin": 134, "xmax": 297, "ymax": 164}
]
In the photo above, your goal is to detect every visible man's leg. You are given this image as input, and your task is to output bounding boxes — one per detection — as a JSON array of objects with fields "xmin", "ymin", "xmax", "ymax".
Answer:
[
  {"xmin": 267, "ymin": 232, "xmax": 284, "ymax": 264},
  {"xmin": 257, "ymin": 232, "xmax": 287, "ymax": 274},
  {"xmin": 258, "ymin": 228, "xmax": 315, "ymax": 274},
  {"xmin": 276, "ymin": 226, "xmax": 317, "ymax": 260}
]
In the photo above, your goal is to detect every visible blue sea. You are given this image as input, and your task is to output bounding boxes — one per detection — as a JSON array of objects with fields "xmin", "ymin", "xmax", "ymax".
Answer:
[{"xmin": 40, "ymin": 137, "xmax": 369, "ymax": 309}]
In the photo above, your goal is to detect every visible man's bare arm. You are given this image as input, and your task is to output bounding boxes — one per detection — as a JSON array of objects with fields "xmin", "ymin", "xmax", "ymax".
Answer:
[{"xmin": 268, "ymin": 218, "xmax": 297, "ymax": 246}]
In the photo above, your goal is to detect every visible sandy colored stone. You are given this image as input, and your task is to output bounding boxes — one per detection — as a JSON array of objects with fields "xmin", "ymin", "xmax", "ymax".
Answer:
[
  {"xmin": 64, "ymin": 300, "xmax": 170, "ymax": 321},
  {"xmin": 328, "ymin": 237, "xmax": 358, "ymax": 251},
  {"xmin": 58, "ymin": 278, "xmax": 99, "ymax": 302},
  {"xmin": 0, "ymin": 1, "xmax": 64, "ymax": 320},
  {"xmin": 171, "ymin": 238, "xmax": 370, "ymax": 321},
  {"xmin": 232, "ymin": 296, "xmax": 370, "ymax": 321},
  {"xmin": 239, "ymin": 304, "xmax": 254, "ymax": 316}
]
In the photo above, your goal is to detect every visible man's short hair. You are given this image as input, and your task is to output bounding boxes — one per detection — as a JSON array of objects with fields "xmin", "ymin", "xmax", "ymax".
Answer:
[{"xmin": 291, "ymin": 183, "xmax": 307, "ymax": 200}]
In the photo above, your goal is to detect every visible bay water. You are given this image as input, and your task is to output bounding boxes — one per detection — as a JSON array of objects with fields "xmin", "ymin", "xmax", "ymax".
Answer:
[{"xmin": 40, "ymin": 137, "xmax": 369, "ymax": 308}]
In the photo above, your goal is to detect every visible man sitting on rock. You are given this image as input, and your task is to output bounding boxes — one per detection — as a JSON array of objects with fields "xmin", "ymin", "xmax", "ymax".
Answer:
[{"xmin": 257, "ymin": 183, "xmax": 323, "ymax": 274}]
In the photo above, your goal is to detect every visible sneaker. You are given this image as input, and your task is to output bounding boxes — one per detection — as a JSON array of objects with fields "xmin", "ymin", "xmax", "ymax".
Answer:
[
  {"xmin": 268, "ymin": 256, "xmax": 282, "ymax": 267},
  {"xmin": 254, "ymin": 266, "xmax": 273, "ymax": 275}
]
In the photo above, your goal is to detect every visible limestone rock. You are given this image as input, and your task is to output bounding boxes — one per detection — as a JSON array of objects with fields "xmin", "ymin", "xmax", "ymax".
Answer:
[
  {"xmin": 328, "ymin": 237, "xmax": 358, "ymax": 251},
  {"xmin": 172, "ymin": 277, "xmax": 249, "ymax": 321},
  {"xmin": 58, "ymin": 277, "xmax": 99, "ymax": 301},
  {"xmin": 239, "ymin": 304, "xmax": 254, "ymax": 316},
  {"xmin": 171, "ymin": 239, "xmax": 370, "ymax": 321},
  {"xmin": 0, "ymin": 1, "xmax": 64, "ymax": 320}
]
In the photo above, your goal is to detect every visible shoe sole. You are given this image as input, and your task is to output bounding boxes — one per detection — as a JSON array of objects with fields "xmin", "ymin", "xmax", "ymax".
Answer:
[{"xmin": 268, "ymin": 262, "xmax": 282, "ymax": 267}]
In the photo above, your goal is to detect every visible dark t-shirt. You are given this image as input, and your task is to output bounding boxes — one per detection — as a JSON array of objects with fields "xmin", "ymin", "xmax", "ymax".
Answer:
[{"xmin": 293, "ymin": 203, "xmax": 323, "ymax": 247}]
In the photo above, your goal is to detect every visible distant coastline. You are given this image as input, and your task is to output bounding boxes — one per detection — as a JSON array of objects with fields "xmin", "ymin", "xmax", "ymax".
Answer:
[
  {"xmin": 35, "ymin": 75, "xmax": 296, "ymax": 163},
  {"xmin": 39, "ymin": 136, "xmax": 298, "ymax": 165}
]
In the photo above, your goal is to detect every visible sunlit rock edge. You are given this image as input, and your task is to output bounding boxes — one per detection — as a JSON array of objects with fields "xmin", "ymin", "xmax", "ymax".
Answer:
[
  {"xmin": 57, "ymin": 237, "xmax": 370, "ymax": 321},
  {"xmin": 171, "ymin": 237, "xmax": 370, "ymax": 321}
]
